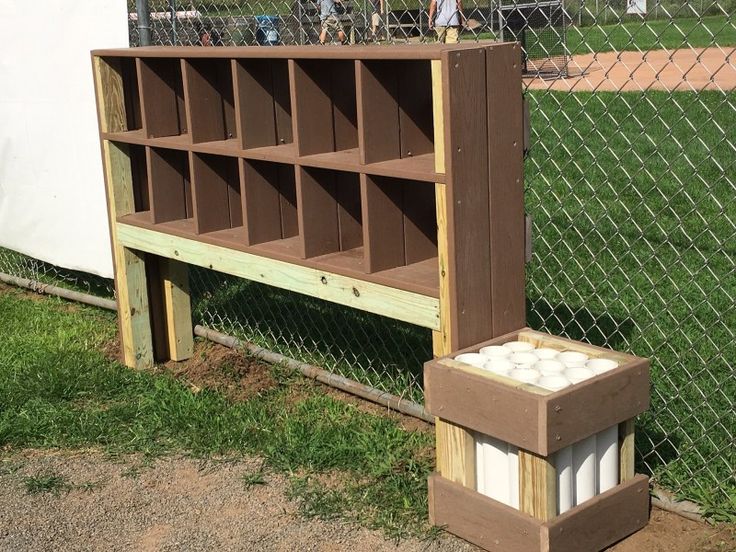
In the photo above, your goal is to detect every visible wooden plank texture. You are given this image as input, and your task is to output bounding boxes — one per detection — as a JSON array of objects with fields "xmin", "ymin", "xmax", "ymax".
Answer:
[
  {"xmin": 93, "ymin": 56, "xmax": 127, "ymax": 133},
  {"xmin": 272, "ymin": 60, "xmax": 293, "ymax": 145},
  {"xmin": 137, "ymin": 58, "xmax": 184, "ymax": 138},
  {"xmin": 290, "ymin": 60, "xmax": 334, "ymax": 155},
  {"xmin": 234, "ymin": 59, "xmax": 277, "ymax": 149},
  {"xmin": 398, "ymin": 61, "xmax": 434, "ymax": 158},
  {"xmin": 191, "ymin": 153, "xmax": 240, "ymax": 234},
  {"xmin": 101, "ymin": 141, "xmax": 154, "ymax": 369},
  {"xmin": 486, "ymin": 44, "xmax": 526, "ymax": 335},
  {"xmin": 183, "ymin": 59, "xmax": 228, "ymax": 143},
  {"xmin": 331, "ymin": 60, "xmax": 358, "ymax": 151},
  {"xmin": 161, "ymin": 258, "xmax": 194, "ymax": 361},
  {"xmin": 544, "ymin": 474, "xmax": 649, "ymax": 552},
  {"xmin": 241, "ymin": 159, "xmax": 282, "ymax": 245},
  {"xmin": 147, "ymin": 147, "xmax": 189, "ymax": 223},
  {"xmin": 443, "ymin": 47, "xmax": 493, "ymax": 348},
  {"xmin": 425, "ymin": 352, "xmax": 649, "ymax": 456},
  {"xmin": 620, "ymin": 418, "xmax": 637, "ymax": 482},
  {"xmin": 362, "ymin": 175, "xmax": 405, "ymax": 273},
  {"xmin": 116, "ymin": 221, "xmax": 441, "ymax": 329},
  {"xmin": 356, "ymin": 61, "xmax": 400, "ymax": 164},
  {"xmin": 429, "ymin": 474, "xmax": 542, "ymax": 551},
  {"xmin": 543, "ymin": 360, "xmax": 649, "ymax": 453},
  {"xmin": 336, "ymin": 172, "xmax": 362, "ymax": 251},
  {"xmin": 297, "ymin": 167, "xmax": 339, "ymax": 258},
  {"xmin": 402, "ymin": 180, "xmax": 436, "ymax": 264},
  {"xmin": 519, "ymin": 450, "xmax": 557, "ymax": 521}
]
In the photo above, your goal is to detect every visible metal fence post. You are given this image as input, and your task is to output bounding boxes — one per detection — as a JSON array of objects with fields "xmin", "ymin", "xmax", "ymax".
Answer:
[{"xmin": 136, "ymin": 0, "xmax": 151, "ymax": 46}]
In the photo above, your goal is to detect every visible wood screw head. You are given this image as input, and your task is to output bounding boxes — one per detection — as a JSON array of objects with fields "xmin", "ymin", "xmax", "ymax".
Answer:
[
  {"xmin": 352, "ymin": 287, "xmax": 360, "ymax": 297},
  {"xmin": 554, "ymin": 405, "xmax": 562, "ymax": 412},
  {"xmin": 320, "ymin": 276, "xmax": 328, "ymax": 285},
  {"xmin": 555, "ymin": 434, "xmax": 562, "ymax": 441}
]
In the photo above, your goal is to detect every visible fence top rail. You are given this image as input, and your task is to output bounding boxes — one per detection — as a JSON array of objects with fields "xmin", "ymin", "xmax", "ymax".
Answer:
[{"xmin": 92, "ymin": 42, "xmax": 507, "ymax": 60}]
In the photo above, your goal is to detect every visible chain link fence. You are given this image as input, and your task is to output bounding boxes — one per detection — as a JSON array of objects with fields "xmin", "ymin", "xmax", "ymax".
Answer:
[{"xmin": 1, "ymin": 0, "xmax": 733, "ymax": 517}]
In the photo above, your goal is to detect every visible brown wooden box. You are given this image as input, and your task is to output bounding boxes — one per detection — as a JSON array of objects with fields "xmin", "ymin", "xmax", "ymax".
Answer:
[
  {"xmin": 424, "ymin": 328, "xmax": 650, "ymax": 456},
  {"xmin": 429, "ymin": 473, "xmax": 650, "ymax": 552}
]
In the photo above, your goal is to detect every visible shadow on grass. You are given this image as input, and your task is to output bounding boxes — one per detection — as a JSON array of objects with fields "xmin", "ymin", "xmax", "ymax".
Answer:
[{"xmin": 188, "ymin": 268, "xmax": 432, "ymax": 401}]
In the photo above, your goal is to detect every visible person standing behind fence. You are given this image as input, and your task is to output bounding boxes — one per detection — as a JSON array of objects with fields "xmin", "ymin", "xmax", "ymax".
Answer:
[
  {"xmin": 428, "ymin": 0, "xmax": 463, "ymax": 43},
  {"xmin": 370, "ymin": 0, "xmax": 384, "ymax": 41},
  {"xmin": 319, "ymin": 0, "xmax": 347, "ymax": 44}
]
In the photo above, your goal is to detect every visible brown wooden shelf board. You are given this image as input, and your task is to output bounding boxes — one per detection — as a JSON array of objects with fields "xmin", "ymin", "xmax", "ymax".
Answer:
[
  {"xmin": 312, "ymin": 246, "xmax": 365, "ymax": 273},
  {"xmin": 374, "ymin": 257, "xmax": 439, "ymax": 297},
  {"xmin": 117, "ymin": 215, "xmax": 437, "ymax": 297},
  {"xmin": 93, "ymin": 43, "xmax": 496, "ymax": 61},
  {"xmin": 242, "ymin": 142, "xmax": 298, "ymax": 164},
  {"xmin": 250, "ymin": 234, "xmax": 303, "ymax": 259}
]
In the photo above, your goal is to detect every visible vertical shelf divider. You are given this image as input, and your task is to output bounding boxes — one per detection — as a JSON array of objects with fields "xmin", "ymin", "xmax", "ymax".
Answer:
[
  {"xmin": 296, "ymin": 167, "xmax": 339, "ymax": 258},
  {"xmin": 356, "ymin": 61, "xmax": 400, "ymax": 164},
  {"xmin": 182, "ymin": 59, "xmax": 235, "ymax": 144},
  {"xmin": 136, "ymin": 57, "xmax": 186, "ymax": 138},
  {"xmin": 290, "ymin": 60, "xmax": 334, "ymax": 156},
  {"xmin": 362, "ymin": 174, "xmax": 405, "ymax": 273}
]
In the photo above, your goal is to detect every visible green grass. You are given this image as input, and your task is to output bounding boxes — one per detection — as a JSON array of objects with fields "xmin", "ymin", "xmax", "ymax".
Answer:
[
  {"xmin": 526, "ymin": 88, "xmax": 736, "ymax": 515},
  {"xmin": 23, "ymin": 473, "xmax": 71, "ymax": 495},
  {"xmin": 567, "ymin": 14, "xmax": 736, "ymax": 54},
  {"xmin": 0, "ymin": 286, "xmax": 434, "ymax": 539}
]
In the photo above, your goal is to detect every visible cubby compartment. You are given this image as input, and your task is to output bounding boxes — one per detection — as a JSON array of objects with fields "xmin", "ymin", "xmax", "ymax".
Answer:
[
  {"xmin": 356, "ymin": 60, "xmax": 434, "ymax": 165},
  {"xmin": 182, "ymin": 58, "xmax": 236, "ymax": 144},
  {"xmin": 362, "ymin": 175, "xmax": 437, "ymax": 273},
  {"xmin": 126, "ymin": 143, "xmax": 150, "ymax": 214},
  {"xmin": 234, "ymin": 59, "xmax": 292, "ymax": 150},
  {"xmin": 241, "ymin": 160, "xmax": 298, "ymax": 250},
  {"xmin": 146, "ymin": 147, "xmax": 192, "ymax": 225},
  {"xmin": 296, "ymin": 167, "xmax": 362, "ymax": 264},
  {"xmin": 291, "ymin": 60, "xmax": 358, "ymax": 157},
  {"xmin": 100, "ymin": 57, "xmax": 142, "ymax": 132},
  {"xmin": 137, "ymin": 58, "xmax": 187, "ymax": 138},
  {"xmin": 190, "ymin": 153, "xmax": 241, "ymax": 235}
]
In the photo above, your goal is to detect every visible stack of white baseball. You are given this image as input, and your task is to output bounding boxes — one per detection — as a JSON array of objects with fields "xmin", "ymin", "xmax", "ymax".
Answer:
[{"xmin": 453, "ymin": 342, "xmax": 622, "ymax": 513}]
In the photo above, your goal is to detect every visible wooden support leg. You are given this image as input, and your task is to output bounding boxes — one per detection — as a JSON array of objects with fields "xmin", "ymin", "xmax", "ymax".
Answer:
[
  {"xmin": 115, "ymin": 246, "xmax": 154, "ymax": 370},
  {"xmin": 519, "ymin": 449, "xmax": 557, "ymax": 521},
  {"xmin": 161, "ymin": 258, "xmax": 194, "ymax": 361},
  {"xmin": 619, "ymin": 418, "xmax": 636, "ymax": 483}
]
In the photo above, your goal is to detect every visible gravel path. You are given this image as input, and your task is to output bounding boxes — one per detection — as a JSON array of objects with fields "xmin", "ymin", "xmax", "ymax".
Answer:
[
  {"xmin": 1, "ymin": 450, "xmax": 732, "ymax": 552},
  {"xmin": 0, "ymin": 450, "xmax": 473, "ymax": 552}
]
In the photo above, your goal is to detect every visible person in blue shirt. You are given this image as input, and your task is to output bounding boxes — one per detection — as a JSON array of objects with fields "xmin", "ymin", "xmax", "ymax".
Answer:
[
  {"xmin": 319, "ymin": 0, "xmax": 347, "ymax": 44},
  {"xmin": 428, "ymin": 0, "xmax": 464, "ymax": 43}
]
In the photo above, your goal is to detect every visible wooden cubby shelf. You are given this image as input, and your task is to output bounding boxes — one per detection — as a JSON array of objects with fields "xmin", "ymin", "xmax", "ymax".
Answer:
[{"xmin": 96, "ymin": 43, "xmax": 648, "ymax": 552}]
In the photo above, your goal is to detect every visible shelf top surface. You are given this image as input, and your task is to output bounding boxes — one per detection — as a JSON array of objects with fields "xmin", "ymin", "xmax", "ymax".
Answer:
[{"xmin": 92, "ymin": 41, "xmax": 508, "ymax": 60}]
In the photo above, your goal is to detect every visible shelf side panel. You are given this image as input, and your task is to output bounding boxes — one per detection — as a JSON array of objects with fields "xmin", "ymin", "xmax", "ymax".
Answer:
[
  {"xmin": 234, "ymin": 59, "xmax": 277, "ymax": 149},
  {"xmin": 297, "ymin": 167, "xmax": 339, "ymax": 258},
  {"xmin": 191, "ymin": 153, "xmax": 234, "ymax": 234},
  {"xmin": 183, "ymin": 59, "xmax": 228, "ymax": 144},
  {"xmin": 443, "ymin": 47, "xmax": 493, "ymax": 349},
  {"xmin": 356, "ymin": 61, "xmax": 400, "ymax": 164},
  {"xmin": 241, "ymin": 159, "xmax": 282, "ymax": 245},
  {"xmin": 336, "ymin": 172, "xmax": 362, "ymax": 251},
  {"xmin": 290, "ymin": 60, "xmax": 334, "ymax": 156},
  {"xmin": 487, "ymin": 44, "xmax": 526, "ymax": 335},
  {"xmin": 331, "ymin": 60, "xmax": 358, "ymax": 152},
  {"xmin": 398, "ymin": 61, "xmax": 434, "ymax": 158},
  {"xmin": 403, "ymin": 180, "xmax": 437, "ymax": 264},
  {"xmin": 362, "ymin": 174, "xmax": 405, "ymax": 273},
  {"xmin": 147, "ymin": 147, "xmax": 189, "ymax": 223},
  {"xmin": 278, "ymin": 164, "xmax": 299, "ymax": 238},
  {"xmin": 272, "ymin": 61, "xmax": 293, "ymax": 145},
  {"xmin": 137, "ymin": 58, "xmax": 185, "ymax": 138}
]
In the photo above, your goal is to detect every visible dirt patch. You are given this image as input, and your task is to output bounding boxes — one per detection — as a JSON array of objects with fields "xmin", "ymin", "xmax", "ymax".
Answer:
[
  {"xmin": 163, "ymin": 340, "xmax": 278, "ymax": 402},
  {"xmin": 1, "ymin": 449, "xmax": 734, "ymax": 552},
  {"xmin": 525, "ymin": 46, "xmax": 736, "ymax": 92}
]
